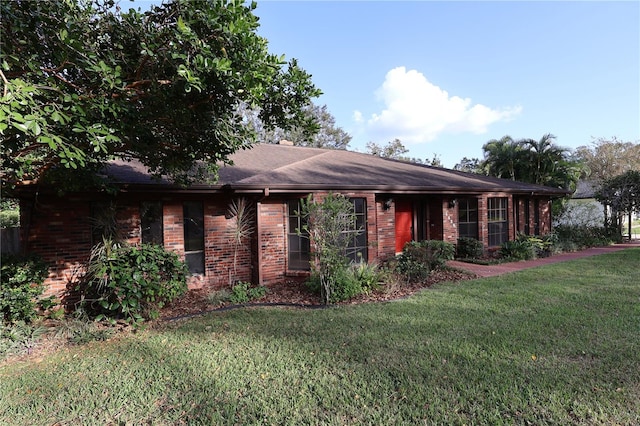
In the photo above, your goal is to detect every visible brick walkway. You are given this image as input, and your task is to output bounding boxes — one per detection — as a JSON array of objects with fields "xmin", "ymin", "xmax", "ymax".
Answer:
[{"xmin": 448, "ymin": 240, "xmax": 640, "ymax": 278}]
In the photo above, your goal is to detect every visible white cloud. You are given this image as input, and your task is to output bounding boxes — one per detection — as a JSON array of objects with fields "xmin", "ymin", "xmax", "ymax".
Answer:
[{"xmin": 354, "ymin": 67, "xmax": 521, "ymax": 144}]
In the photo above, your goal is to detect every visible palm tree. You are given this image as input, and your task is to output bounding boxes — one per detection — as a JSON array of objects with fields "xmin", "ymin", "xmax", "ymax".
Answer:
[
  {"xmin": 519, "ymin": 133, "xmax": 568, "ymax": 186},
  {"xmin": 482, "ymin": 133, "xmax": 581, "ymax": 191},
  {"xmin": 481, "ymin": 136, "xmax": 523, "ymax": 180}
]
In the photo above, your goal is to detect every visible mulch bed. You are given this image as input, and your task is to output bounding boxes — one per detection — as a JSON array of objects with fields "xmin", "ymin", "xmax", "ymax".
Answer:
[{"xmin": 158, "ymin": 267, "xmax": 477, "ymax": 320}]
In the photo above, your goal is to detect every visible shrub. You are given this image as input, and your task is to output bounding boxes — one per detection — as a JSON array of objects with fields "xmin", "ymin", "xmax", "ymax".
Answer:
[
  {"xmin": 0, "ymin": 254, "xmax": 49, "ymax": 324},
  {"xmin": 327, "ymin": 267, "xmax": 363, "ymax": 302},
  {"xmin": 553, "ymin": 224, "xmax": 618, "ymax": 251},
  {"xmin": 0, "ymin": 209, "xmax": 19, "ymax": 228},
  {"xmin": 499, "ymin": 239, "xmax": 536, "ymax": 261},
  {"xmin": 78, "ymin": 242, "xmax": 188, "ymax": 324},
  {"xmin": 396, "ymin": 240, "xmax": 455, "ymax": 283},
  {"xmin": 406, "ymin": 240, "xmax": 455, "ymax": 269},
  {"xmin": 305, "ymin": 262, "xmax": 384, "ymax": 303},
  {"xmin": 395, "ymin": 253, "xmax": 430, "ymax": 283},
  {"xmin": 349, "ymin": 261, "xmax": 384, "ymax": 294},
  {"xmin": 229, "ymin": 282, "xmax": 267, "ymax": 304},
  {"xmin": 305, "ymin": 268, "xmax": 358, "ymax": 303},
  {"xmin": 456, "ymin": 237, "xmax": 484, "ymax": 259},
  {"xmin": 0, "ymin": 198, "xmax": 19, "ymax": 228},
  {"xmin": 516, "ymin": 233, "xmax": 556, "ymax": 258}
]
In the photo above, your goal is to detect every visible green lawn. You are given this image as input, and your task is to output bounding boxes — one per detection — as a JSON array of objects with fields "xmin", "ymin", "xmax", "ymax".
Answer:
[{"xmin": 1, "ymin": 248, "xmax": 639, "ymax": 425}]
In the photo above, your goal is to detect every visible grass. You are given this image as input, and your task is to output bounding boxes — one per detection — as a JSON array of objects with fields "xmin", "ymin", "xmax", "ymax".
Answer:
[{"xmin": 1, "ymin": 248, "xmax": 639, "ymax": 425}]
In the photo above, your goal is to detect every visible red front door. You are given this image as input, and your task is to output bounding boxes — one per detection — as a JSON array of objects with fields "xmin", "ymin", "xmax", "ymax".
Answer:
[{"xmin": 395, "ymin": 199, "xmax": 413, "ymax": 253}]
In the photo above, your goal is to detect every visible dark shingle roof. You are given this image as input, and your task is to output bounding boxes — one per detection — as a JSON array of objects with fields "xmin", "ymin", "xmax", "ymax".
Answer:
[
  {"xmin": 572, "ymin": 180, "xmax": 598, "ymax": 199},
  {"xmin": 105, "ymin": 143, "xmax": 569, "ymax": 196}
]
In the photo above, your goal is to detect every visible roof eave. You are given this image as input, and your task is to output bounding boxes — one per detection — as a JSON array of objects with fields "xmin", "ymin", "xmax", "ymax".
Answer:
[{"xmin": 116, "ymin": 182, "xmax": 569, "ymax": 196}]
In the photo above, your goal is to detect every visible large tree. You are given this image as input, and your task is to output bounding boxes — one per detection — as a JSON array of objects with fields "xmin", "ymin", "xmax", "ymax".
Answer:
[
  {"xmin": 0, "ymin": 0, "xmax": 321, "ymax": 189},
  {"xmin": 596, "ymin": 170, "xmax": 640, "ymax": 237},
  {"xmin": 242, "ymin": 102, "xmax": 351, "ymax": 149},
  {"xmin": 573, "ymin": 137, "xmax": 640, "ymax": 182},
  {"xmin": 453, "ymin": 157, "xmax": 484, "ymax": 174},
  {"xmin": 366, "ymin": 139, "xmax": 409, "ymax": 160},
  {"xmin": 365, "ymin": 139, "xmax": 441, "ymax": 165}
]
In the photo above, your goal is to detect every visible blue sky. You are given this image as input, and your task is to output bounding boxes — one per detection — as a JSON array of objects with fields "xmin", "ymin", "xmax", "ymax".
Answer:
[
  {"xmin": 252, "ymin": 1, "xmax": 639, "ymax": 167},
  {"xmin": 134, "ymin": 1, "xmax": 639, "ymax": 168}
]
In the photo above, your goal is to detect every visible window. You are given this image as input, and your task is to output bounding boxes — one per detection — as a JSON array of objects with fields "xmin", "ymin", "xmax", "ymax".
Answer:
[
  {"xmin": 183, "ymin": 201, "xmax": 204, "ymax": 275},
  {"xmin": 345, "ymin": 198, "xmax": 367, "ymax": 262},
  {"xmin": 286, "ymin": 197, "xmax": 368, "ymax": 270},
  {"xmin": 487, "ymin": 197, "xmax": 508, "ymax": 246},
  {"xmin": 287, "ymin": 199, "xmax": 310, "ymax": 270},
  {"xmin": 458, "ymin": 198, "xmax": 478, "ymax": 239},
  {"xmin": 90, "ymin": 201, "xmax": 116, "ymax": 245},
  {"xmin": 140, "ymin": 201, "xmax": 163, "ymax": 245}
]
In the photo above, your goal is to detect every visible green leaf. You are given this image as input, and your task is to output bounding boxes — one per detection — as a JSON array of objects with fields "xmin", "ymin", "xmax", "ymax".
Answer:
[
  {"xmin": 32, "ymin": 122, "xmax": 42, "ymax": 136},
  {"xmin": 38, "ymin": 136, "xmax": 55, "ymax": 149},
  {"xmin": 12, "ymin": 122, "xmax": 29, "ymax": 132}
]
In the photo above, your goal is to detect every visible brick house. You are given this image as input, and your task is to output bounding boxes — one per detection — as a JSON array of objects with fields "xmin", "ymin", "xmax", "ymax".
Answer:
[{"xmin": 16, "ymin": 143, "xmax": 568, "ymax": 300}]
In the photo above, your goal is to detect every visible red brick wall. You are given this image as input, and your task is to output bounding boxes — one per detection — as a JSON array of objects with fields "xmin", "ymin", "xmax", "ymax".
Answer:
[
  {"xmin": 21, "ymin": 196, "xmax": 92, "ymax": 298},
  {"xmin": 256, "ymin": 198, "xmax": 287, "ymax": 285},
  {"xmin": 160, "ymin": 197, "xmax": 255, "ymax": 290},
  {"xmin": 375, "ymin": 196, "xmax": 395, "ymax": 261},
  {"xmin": 163, "ymin": 203, "xmax": 184, "ymax": 254},
  {"xmin": 477, "ymin": 196, "xmax": 488, "ymax": 247},
  {"xmin": 202, "ymin": 198, "xmax": 254, "ymax": 289},
  {"xmin": 513, "ymin": 196, "xmax": 553, "ymax": 236},
  {"xmin": 539, "ymin": 198, "xmax": 552, "ymax": 235},
  {"xmin": 442, "ymin": 197, "xmax": 458, "ymax": 244},
  {"xmin": 22, "ymin": 194, "xmax": 257, "ymax": 300}
]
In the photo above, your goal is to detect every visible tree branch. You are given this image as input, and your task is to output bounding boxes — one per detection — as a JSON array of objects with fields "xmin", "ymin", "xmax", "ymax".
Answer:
[{"xmin": 0, "ymin": 69, "xmax": 8, "ymax": 97}]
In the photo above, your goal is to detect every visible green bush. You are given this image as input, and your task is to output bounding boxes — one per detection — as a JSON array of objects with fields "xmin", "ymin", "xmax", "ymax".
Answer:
[
  {"xmin": 0, "ymin": 209, "xmax": 19, "ymax": 228},
  {"xmin": 327, "ymin": 267, "xmax": 362, "ymax": 302},
  {"xmin": 306, "ymin": 268, "xmax": 359, "ymax": 303},
  {"xmin": 553, "ymin": 224, "xmax": 618, "ymax": 251},
  {"xmin": 78, "ymin": 242, "xmax": 188, "ymax": 324},
  {"xmin": 229, "ymin": 282, "xmax": 267, "ymax": 304},
  {"xmin": 395, "ymin": 240, "xmax": 455, "ymax": 283},
  {"xmin": 456, "ymin": 237, "xmax": 484, "ymax": 259},
  {"xmin": 305, "ymin": 262, "xmax": 384, "ymax": 303},
  {"xmin": 349, "ymin": 261, "xmax": 384, "ymax": 294},
  {"xmin": 499, "ymin": 239, "xmax": 536, "ymax": 261},
  {"xmin": 0, "ymin": 254, "xmax": 49, "ymax": 324},
  {"xmin": 395, "ymin": 253, "xmax": 430, "ymax": 283},
  {"xmin": 515, "ymin": 233, "xmax": 556, "ymax": 258},
  {"xmin": 0, "ymin": 198, "xmax": 19, "ymax": 228}
]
